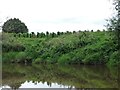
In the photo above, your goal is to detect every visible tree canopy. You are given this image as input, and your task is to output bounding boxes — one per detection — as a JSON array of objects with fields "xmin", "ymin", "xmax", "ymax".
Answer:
[{"xmin": 2, "ymin": 18, "xmax": 28, "ymax": 33}]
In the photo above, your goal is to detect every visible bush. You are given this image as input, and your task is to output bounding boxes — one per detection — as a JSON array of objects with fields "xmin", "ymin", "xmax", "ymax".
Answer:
[
  {"xmin": 108, "ymin": 51, "xmax": 119, "ymax": 66},
  {"xmin": 72, "ymin": 50, "xmax": 85, "ymax": 64},
  {"xmin": 58, "ymin": 54, "xmax": 71, "ymax": 64},
  {"xmin": 82, "ymin": 52, "xmax": 103, "ymax": 65},
  {"xmin": 15, "ymin": 52, "xmax": 27, "ymax": 63},
  {"xmin": 2, "ymin": 52, "xmax": 17, "ymax": 63},
  {"xmin": 2, "ymin": 43, "xmax": 25, "ymax": 52}
]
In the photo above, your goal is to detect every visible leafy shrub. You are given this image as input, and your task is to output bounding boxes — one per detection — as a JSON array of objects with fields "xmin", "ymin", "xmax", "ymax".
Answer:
[
  {"xmin": 2, "ymin": 52, "xmax": 17, "ymax": 63},
  {"xmin": 108, "ymin": 51, "xmax": 119, "ymax": 66},
  {"xmin": 58, "ymin": 54, "xmax": 72, "ymax": 64},
  {"xmin": 72, "ymin": 50, "xmax": 85, "ymax": 64},
  {"xmin": 15, "ymin": 52, "xmax": 27, "ymax": 62},
  {"xmin": 2, "ymin": 43, "xmax": 25, "ymax": 52},
  {"xmin": 82, "ymin": 52, "xmax": 103, "ymax": 65}
]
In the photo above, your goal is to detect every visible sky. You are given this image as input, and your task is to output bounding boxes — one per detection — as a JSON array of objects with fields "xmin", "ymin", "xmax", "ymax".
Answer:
[{"xmin": 0, "ymin": 0, "xmax": 113, "ymax": 33}]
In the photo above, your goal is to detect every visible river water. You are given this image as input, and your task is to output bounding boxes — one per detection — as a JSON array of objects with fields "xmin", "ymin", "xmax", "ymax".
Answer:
[{"xmin": 1, "ymin": 64, "xmax": 119, "ymax": 90}]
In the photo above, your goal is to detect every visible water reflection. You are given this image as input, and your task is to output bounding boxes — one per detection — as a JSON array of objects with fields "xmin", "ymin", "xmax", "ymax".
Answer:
[
  {"xmin": 2, "ymin": 64, "xmax": 119, "ymax": 89},
  {"xmin": 20, "ymin": 81, "xmax": 73, "ymax": 88}
]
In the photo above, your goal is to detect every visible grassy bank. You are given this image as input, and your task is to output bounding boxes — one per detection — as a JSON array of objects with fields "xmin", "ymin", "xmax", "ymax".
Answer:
[{"xmin": 2, "ymin": 31, "xmax": 119, "ymax": 66}]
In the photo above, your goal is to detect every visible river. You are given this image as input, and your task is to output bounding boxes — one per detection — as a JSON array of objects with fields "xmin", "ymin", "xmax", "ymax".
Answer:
[{"xmin": 1, "ymin": 64, "xmax": 119, "ymax": 90}]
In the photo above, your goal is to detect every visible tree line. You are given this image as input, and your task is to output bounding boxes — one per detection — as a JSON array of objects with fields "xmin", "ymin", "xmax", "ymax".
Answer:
[{"xmin": 12, "ymin": 30, "xmax": 105, "ymax": 38}]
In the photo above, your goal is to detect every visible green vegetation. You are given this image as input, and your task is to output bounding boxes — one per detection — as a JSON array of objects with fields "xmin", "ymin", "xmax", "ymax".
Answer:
[
  {"xmin": 2, "ymin": 30, "xmax": 119, "ymax": 66},
  {"xmin": 106, "ymin": 0, "xmax": 120, "ymax": 67},
  {"xmin": 2, "ymin": 18, "xmax": 28, "ymax": 33}
]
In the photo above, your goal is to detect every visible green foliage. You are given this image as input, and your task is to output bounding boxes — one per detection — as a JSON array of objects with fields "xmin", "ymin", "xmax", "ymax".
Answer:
[
  {"xmin": 2, "ymin": 18, "xmax": 28, "ymax": 33},
  {"xmin": 37, "ymin": 32, "xmax": 40, "ymax": 38},
  {"xmin": 2, "ymin": 52, "xmax": 18, "ymax": 63},
  {"xmin": 2, "ymin": 52, "xmax": 33, "ymax": 63},
  {"xmin": 107, "ymin": 51, "xmax": 119, "ymax": 66},
  {"xmin": 46, "ymin": 31, "xmax": 49, "ymax": 36},
  {"xmin": 58, "ymin": 54, "xmax": 72, "ymax": 64},
  {"xmin": 15, "ymin": 52, "xmax": 27, "ymax": 62},
  {"xmin": 2, "ymin": 43, "xmax": 25, "ymax": 52},
  {"xmin": 2, "ymin": 31, "xmax": 118, "ymax": 66},
  {"xmin": 106, "ymin": 1, "xmax": 120, "ymax": 58},
  {"xmin": 83, "ymin": 52, "xmax": 102, "ymax": 64},
  {"xmin": 2, "ymin": 33, "xmax": 26, "ymax": 52},
  {"xmin": 33, "ymin": 58, "xmax": 41, "ymax": 64}
]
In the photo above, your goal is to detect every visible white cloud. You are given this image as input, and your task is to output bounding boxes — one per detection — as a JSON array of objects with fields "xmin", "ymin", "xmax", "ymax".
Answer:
[{"xmin": 0, "ymin": 0, "xmax": 113, "ymax": 33}]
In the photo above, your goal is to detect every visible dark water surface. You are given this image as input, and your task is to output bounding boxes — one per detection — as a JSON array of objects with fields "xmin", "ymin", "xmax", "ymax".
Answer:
[{"xmin": 1, "ymin": 64, "xmax": 119, "ymax": 89}]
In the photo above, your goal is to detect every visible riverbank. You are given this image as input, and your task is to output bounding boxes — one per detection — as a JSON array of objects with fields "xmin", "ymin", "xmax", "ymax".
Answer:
[{"xmin": 2, "ymin": 30, "xmax": 119, "ymax": 66}]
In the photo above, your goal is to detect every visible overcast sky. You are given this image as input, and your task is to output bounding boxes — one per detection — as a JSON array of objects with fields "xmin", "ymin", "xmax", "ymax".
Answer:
[{"xmin": 0, "ymin": 0, "xmax": 113, "ymax": 33}]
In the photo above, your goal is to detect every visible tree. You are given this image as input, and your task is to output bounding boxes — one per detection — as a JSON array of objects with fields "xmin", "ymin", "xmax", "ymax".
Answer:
[
  {"xmin": 107, "ymin": 0, "xmax": 120, "ymax": 48},
  {"xmin": 115, "ymin": 0, "xmax": 120, "ymax": 51},
  {"xmin": 107, "ymin": 0, "xmax": 120, "ymax": 67},
  {"xmin": 57, "ymin": 31, "xmax": 60, "ymax": 36},
  {"xmin": 40, "ymin": 32, "xmax": 45, "ymax": 38},
  {"xmin": 37, "ymin": 32, "xmax": 40, "ymax": 38},
  {"xmin": 2, "ymin": 18, "xmax": 28, "ymax": 33},
  {"xmin": 46, "ymin": 31, "xmax": 49, "ymax": 36}
]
